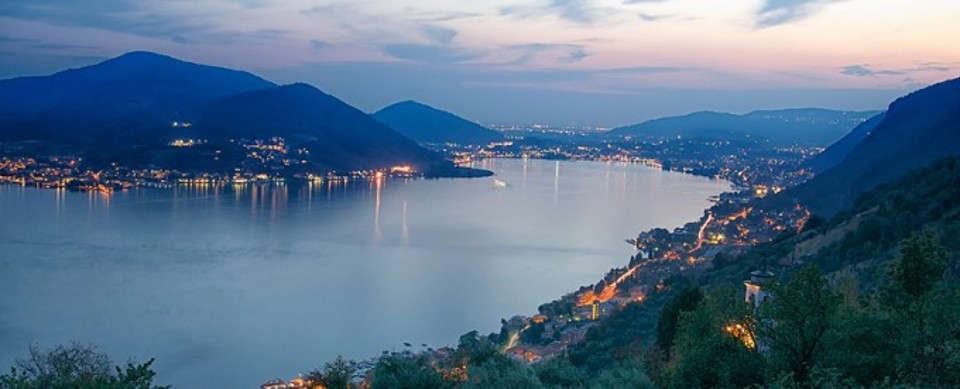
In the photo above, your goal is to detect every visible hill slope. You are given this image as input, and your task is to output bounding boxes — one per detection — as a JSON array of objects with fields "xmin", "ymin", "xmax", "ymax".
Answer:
[
  {"xmin": 195, "ymin": 84, "xmax": 445, "ymax": 171},
  {"xmin": 373, "ymin": 100, "xmax": 503, "ymax": 145},
  {"xmin": 0, "ymin": 51, "xmax": 276, "ymax": 142},
  {"xmin": 790, "ymin": 77, "xmax": 960, "ymax": 215},
  {"xmin": 607, "ymin": 109, "xmax": 878, "ymax": 146},
  {"xmin": 805, "ymin": 113, "xmax": 885, "ymax": 173}
]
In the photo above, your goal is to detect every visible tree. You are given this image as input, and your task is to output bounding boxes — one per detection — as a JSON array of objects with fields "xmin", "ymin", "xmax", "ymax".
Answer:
[
  {"xmin": 0, "ymin": 343, "xmax": 167, "ymax": 389},
  {"xmin": 462, "ymin": 357, "xmax": 542, "ymax": 389},
  {"xmin": 590, "ymin": 358, "xmax": 655, "ymax": 389},
  {"xmin": 820, "ymin": 304, "xmax": 900, "ymax": 386},
  {"xmin": 520, "ymin": 322, "xmax": 546, "ymax": 345},
  {"xmin": 654, "ymin": 287, "xmax": 703, "ymax": 359},
  {"xmin": 369, "ymin": 353, "xmax": 449, "ymax": 389},
  {"xmin": 663, "ymin": 286, "xmax": 764, "ymax": 388},
  {"xmin": 307, "ymin": 355, "xmax": 357, "ymax": 389},
  {"xmin": 889, "ymin": 230, "xmax": 948, "ymax": 333},
  {"xmin": 534, "ymin": 358, "xmax": 585, "ymax": 389},
  {"xmin": 452, "ymin": 331, "xmax": 500, "ymax": 368},
  {"xmin": 881, "ymin": 230, "xmax": 959, "ymax": 386},
  {"xmin": 759, "ymin": 264, "xmax": 840, "ymax": 385}
]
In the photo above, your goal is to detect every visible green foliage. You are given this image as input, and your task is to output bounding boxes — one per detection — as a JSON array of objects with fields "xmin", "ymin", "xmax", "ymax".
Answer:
[
  {"xmin": 654, "ymin": 286, "xmax": 703, "ymax": 359},
  {"xmin": 462, "ymin": 357, "xmax": 542, "ymax": 389},
  {"xmin": 533, "ymin": 358, "xmax": 585, "ymax": 389},
  {"xmin": 0, "ymin": 343, "xmax": 167, "ymax": 389},
  {"xmin": 589, "ymin": 358, "xmax": 655, "ymax": 389},
  {"xmin": 662, "ymin": 286, "xmax": 765, "ymax": 388},
  {"xmin": 820, "ymin": 305, "xmax": 900, "ymax": 386},
  {"xmin": 369, "ymin": 353, "xmax": 449, "ymax": 389},
  {"xmin": 760, "ymin": 264, "xmax": 841, "ymax": 384},
  {"xmin": 817, "ymin": 158, "xmax": 960, "ymax": 270},
  {"xmin": 307, "ymin": 355, "xmax": 357, "ymax": 389},
  {"xmin": 891, "ymin": 230, "xmax": 948, "ymax": 300},
  {"xmin": 567, "ymin": 301, "xmax": 654, "ymax": 373},
  {"xmin": 453, "ymin": 331, "xmax": 502, "ymax": 368},
  {"xmin": 520, "ymin": 322, "xmax": 547, "ymax": 345}
]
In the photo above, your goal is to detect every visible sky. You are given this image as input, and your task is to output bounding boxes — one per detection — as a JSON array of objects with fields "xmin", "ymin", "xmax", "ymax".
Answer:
[{"xmin": 1, "ymin": 0, "xmax": 959, "ymax": 126}]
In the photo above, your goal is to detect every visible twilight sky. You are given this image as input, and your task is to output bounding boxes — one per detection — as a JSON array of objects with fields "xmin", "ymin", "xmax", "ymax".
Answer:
[{"xmin": 1, "ymin": 0, "xmax": 958, "ymax": 126}]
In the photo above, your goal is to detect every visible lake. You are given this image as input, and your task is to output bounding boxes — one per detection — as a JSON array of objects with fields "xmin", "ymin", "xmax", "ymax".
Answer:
[{"xmin": 0, "ymin": 158, "xmax": 729, "ymax": 388}]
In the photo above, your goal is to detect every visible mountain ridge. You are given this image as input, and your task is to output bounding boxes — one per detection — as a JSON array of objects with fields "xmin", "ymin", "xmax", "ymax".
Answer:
[
  {"xmin": 607, "ymin": 108, "xmax": 880, "ymax": 146},
  {"xmin": 0, "ymin": 51, "xmax": 484, "ymax": 177},
  {"xmin": 373, "ymin": 100, "xmax": 504, "ymax": 145},
  {"xmin": 194, "ymin": 83, "xmax": 445, "ymax": 171},
  {"xmin": 0, "ymin": 51, "xmax": 277, "ymax": 142},
  {"xmin": 788, "ymin": 76, "xmax": 960, "ymax": 215}
]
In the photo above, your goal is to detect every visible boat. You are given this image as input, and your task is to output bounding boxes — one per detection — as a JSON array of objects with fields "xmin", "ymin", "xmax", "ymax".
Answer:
[{"xmin": 494, "ymin": 179, "xmax": 507, "ymax": 188}]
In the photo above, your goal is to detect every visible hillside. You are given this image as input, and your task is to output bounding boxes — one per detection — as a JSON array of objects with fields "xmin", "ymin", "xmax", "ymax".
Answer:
[
  {"xmin": 194, "ymin": 84, "xmax": 445, "ymax": 172},
  {"xmin": 606, "ymin": 108, "xmax": 878, "ymax": 147},
  {"xmin": 790, "ymin": 77, "xmax": 960, "ymax": 215},
  {"xmin": 373, "ymin": 101, "xmax": 504, "ymax": 145},
  {"xmin": 804, "ymin": 113, "xmax": 885, "ymax": 173},
  {"xmin": 0, "ymin": 51, "xmax": 276, "ymax": 143}
]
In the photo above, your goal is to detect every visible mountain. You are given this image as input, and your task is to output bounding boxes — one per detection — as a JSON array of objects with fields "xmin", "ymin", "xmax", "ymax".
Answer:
[
  {"xmin": 0, "ymin": 51, "xmax": 276, "ymax": 142},
  {"xmin": 0, "ymin": 51, "xmax": 486, "ymax": 177},
  {"xmin": 804, "ymin": 113, "xmax": 885, "ymax": 173},
  {"xmin": 372, "ymin": 100, "xmax": 503, "ymax": 145},
  {"xmin": 606, "ymin": 109, "xmax": 879, "ymax": 146},
  {"xmin": 790, "ymin": 77, "xmax": 960, "ymax": 216},
  {"xmin": 194, "ymin": 84, "xmax": 446, "ymax": 171}
]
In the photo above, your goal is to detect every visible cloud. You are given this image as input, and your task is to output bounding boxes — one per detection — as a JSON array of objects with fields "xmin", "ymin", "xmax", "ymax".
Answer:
[
  {"xmin": 0, "ymin": 34, "xmax": 93, "ymax": 52},
  {"xmin": 411, "ymin": 11, "xmax": 483, "ymax": 23},
  {"xmin": 637, "ymin": 13, "xmax": 666, "ymax": 21},
  {"xmin": 423, "ymin": 26, "xmax": 457, "ymax": 45},
  {"xmin": 500, "ymin": 0, "xmax": 620, "ymax": 25},
  {"xmin": 756, "ymin": 0, "xmax": 844, "ymax": 27},
  {"xmin": 600, "ymin": 66, "xmax": 692, "ymax": 74},
  {"xmin": 0, "ymin": 0, "xmax": 214, "ymax": 39},
  {"xmin": 840, "ymin": 65, "xmax": 902, "ymax": 77},
  {"xmin": 382, "ymin": 44, "xmax": 480, "ymax": 64},
  {"xmin": 840, "ymin": 64, "xmax": 953, "ymax": 78},
  {"xmin": 310, "ymin": 39, "xmax": 329, "ymax": 50},
  {"xmin": 502, "ymin": 43, "xmax": 591, "ymax": 65}
]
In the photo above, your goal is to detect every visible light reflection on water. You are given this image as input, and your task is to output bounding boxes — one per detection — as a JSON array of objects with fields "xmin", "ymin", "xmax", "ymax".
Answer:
[{"xmin": 0, "ymin": 159, "xmax": 729, "ymax": 388}]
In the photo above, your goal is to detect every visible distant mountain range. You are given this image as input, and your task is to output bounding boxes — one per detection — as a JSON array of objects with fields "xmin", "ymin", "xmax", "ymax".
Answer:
[
  {"xmin": 0, "ymin": 51, "xmax": 478, "ymax": 176},
  {"xmin": 606, "ymin": 109, "xmax": 880, "ymax": 147},
  {"xmin": 373, "ymin": 100, "xmax": 504, "ymax": 145},
  {"xmin": 789, "ymin": 77, "xmax": 960, "ymax": 215}
]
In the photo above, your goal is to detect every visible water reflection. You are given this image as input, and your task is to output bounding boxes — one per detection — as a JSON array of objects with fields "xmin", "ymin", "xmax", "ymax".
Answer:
[{"xmin": 373, "ymin": 177, "xmax": 383, "ymax": 243}]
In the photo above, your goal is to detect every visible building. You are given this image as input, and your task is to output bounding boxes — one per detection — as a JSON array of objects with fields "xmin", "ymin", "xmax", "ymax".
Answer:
[{"xmin": 744, "ymin": 269, "xmax": 774, "ymax": 311}]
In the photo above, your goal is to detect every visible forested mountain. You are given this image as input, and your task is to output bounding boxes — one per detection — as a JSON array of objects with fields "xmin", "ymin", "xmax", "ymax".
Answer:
[
  {"xmin": 196, "ymin": 84, "xmax": 445, "ymax": 171},
  {"xmin": 373, "ymin": 100, "xmax": 504, "ymax": 145},
  {"xmin": 790, "ymin": 77, "xmax": 960, "ymax": 215},
  {"xmin": 0, "ymin": 51, "xmax": 275, "ymax": 143},
  {"xmin": 804, "ymin": 112, "xmax": 885, "ymax": 173}
]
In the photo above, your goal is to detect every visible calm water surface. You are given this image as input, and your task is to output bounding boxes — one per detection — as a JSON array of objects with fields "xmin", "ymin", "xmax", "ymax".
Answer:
[{"xmin": 0, "ymin": 159, "xmax": 729, "ymax": 388}]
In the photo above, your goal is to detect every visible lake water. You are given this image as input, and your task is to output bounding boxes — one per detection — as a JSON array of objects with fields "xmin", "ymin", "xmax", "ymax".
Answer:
[{"xmin": 0, "ymin": 158, "xmax": 729, "ymax": 388}]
